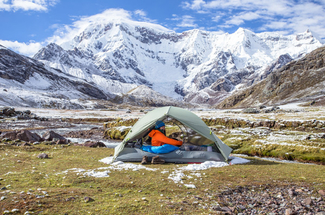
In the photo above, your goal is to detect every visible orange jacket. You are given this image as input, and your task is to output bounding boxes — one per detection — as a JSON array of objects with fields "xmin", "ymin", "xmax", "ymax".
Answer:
[{"xmin": 148, "ymin": 129, "xmax": 183, "ymax": 147}]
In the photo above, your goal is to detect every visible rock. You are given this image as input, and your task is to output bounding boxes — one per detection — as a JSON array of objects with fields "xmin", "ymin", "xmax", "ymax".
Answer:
[
  {"xmin": 242, "ymin": 108, "xmax": 260, "ymax": 114},
  {"xmin": 23, "ymin": 110, "xmax": 31, "ymax": 115},
  {"xmin": 84, "ymin": 197, "xmax": 94, "ymax": 202},
  {"xmin": 237, "ymin": 205, "xmax": 246, "ymax": 210},
  {"xmin": 288, "ymin": 188, "xmax": 297, "ymax": 197},
  {"xmin": 83, "ymin": 141, "xmax": 106, "ymax": 148},
  {"xmin": 17, "ymin": 130, "xmax": 43, "ymax": 143},
  {"xmin": 304, "ymin": 197, "xmax": 313, "ymax": 205},
  {"xmin": 285, "ymin": 208, "xmax": 294, "ymax": 215},
  {"xmin": 1, "ymin": 132, "xmax": 18, "ymax": 141},
  {"xmin": 210, "ymin": 206, "xmax": 222, "ymax": 211},
  {"xmin": 319, "ymin": 190, "xmax": 325, "ymax": 196},
  {"xmin": 42, "ymin": 131, "xmax": 66, "ymax": 141},
  {"xmin": 21, "ymin": 142, "xmax": 31, "ymax": 147},
  {"xmin": 1, "ymin": 107, "xmax": 15, "ymax": 116},
  {"xmin": 37, "ymin": 153, "xmax": 49, "ymax": 159},
  {"xmin": 1, "ymin": 130, "xmax": 42, "ymax": 143},
  {"xmin": 56, "ymin": 139, "xmax": 67, "ymax": 145},
  {"xmin": 66, "ymin": 197, "xmax": 76, "ymax": 201}
]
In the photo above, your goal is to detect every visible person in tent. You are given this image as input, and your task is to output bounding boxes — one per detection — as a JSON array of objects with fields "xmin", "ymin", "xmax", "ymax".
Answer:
[
  {"xmin": 141, "ymin": 121, "xmax": 183, "ymax": 164},
  {"xmin": 149, "ymin": 121, "xmax": 183, "ymax": 147}
]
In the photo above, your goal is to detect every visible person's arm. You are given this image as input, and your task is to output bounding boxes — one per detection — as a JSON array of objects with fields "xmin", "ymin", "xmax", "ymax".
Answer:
[{"xmin": 155, "ymin": 132, "xmax": 182, "ymax": 146}]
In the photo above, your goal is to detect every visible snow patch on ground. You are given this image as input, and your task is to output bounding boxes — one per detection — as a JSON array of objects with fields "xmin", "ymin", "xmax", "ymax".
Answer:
[
  {"xmin": 179, "ymin": 161, "xmax": 229, "ymax": 171},
  {"xmin": 184, "ymin": 184, "xmax": 196, "ymax": 189},
  {"xmin": 58, "ymin": 156, "xmax": 250, "ymax": 181}
]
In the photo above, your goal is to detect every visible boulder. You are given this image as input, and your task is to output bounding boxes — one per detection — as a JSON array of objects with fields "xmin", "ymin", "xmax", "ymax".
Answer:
[
  {"xmin": 1, "ymin": 107, "xmax": 15, "ymax": 116},
  {"xmin": 42, "ymin": 131, "xmax": 66, "ymax": 141},
  {"xmin": 17, "ymin": 130, "xmax": 43, "ymax": 143},
  {"xmin": 1, "ymin": 130, "xmax": 42, "ymax": 143},
  {"xmin": 1, "ymin": 131, "xmax": 17, "ymax": 140},
  {"xmin": 83, "ymin": 141, "xmax": 106, "ymax": 148},
  {"xmin": 37, "ymin": 153, "xmax": 49, "ymax": 159}
]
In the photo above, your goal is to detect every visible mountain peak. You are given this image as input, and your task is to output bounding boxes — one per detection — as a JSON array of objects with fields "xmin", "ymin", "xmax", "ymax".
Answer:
[
  {"xmin": 33, "ymin": 21, "xmax": 323, "ymax": 106},
  {"xmin": 234, "ymin": 27, "xmax": 253, "ymax": 35}
]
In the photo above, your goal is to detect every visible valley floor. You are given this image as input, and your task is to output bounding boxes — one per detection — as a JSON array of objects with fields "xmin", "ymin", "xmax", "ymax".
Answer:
[{"xmin": 0, "ymin": 104, "xmax": 324, "ymax": 214}]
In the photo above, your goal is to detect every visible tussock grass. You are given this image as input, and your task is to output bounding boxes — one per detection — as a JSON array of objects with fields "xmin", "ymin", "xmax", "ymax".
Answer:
[
  {"xmin": 0, "ymin": 144, "xmax": 324, "ymax": 214},
  {"xmin": 221, "ymin": 132, "xmax": 325, "ymax": 164}
]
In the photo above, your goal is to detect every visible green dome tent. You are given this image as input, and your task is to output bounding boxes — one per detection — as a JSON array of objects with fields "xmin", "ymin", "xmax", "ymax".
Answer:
[{"xmin": 113, "ymin": 106, "xmax": 232, "ymax": 163}]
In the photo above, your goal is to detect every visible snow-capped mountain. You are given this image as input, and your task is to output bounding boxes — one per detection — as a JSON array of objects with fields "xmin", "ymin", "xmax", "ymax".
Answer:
[
  {"xmin": 33, "ymin": 17, "xmax": 322, "ymax": 106},
  {"xmin": 217, "ymin": 46, "xmax": 325, "ymax": 108},
  {"xmin": 0, "ymin": 44, "xmax": 188, "ymax": 109},
  {"xmin": 0, "ymin": 44, "xmax": 113, "ymax": 108}
]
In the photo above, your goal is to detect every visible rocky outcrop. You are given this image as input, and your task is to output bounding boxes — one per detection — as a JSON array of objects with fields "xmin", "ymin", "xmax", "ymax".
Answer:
[
  {"xmin": 42, "ymin": 131, "xmax": 66, "ymax": 141},
  {"xmin": 1, "ymin": 130, "xmax": 43, "ymax": 143},
  {"xmin": 0, "ymin": 107, "xmax": 46, "ymax": 120}
]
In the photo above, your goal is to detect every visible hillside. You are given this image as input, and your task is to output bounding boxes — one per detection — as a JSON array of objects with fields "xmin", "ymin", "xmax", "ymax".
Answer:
[{"xmin": 217, "ymin": 46, "xmax": 325, "ymax": 108}]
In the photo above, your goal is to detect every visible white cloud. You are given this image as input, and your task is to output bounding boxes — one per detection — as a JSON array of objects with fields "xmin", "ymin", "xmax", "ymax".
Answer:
[
  {"xmin": 182, "ymin": 0, "xmax": 325, "ymax": 39},
  {"xmin": 186, "ymin": 0, "xmax": 205, "ymax": 10},
  {"xmin": 0, "ymin": 0, "xmax": 59, "ymax": 11},
  {"xmin": 134, "ymin": 9, "xmax": 146, "ymax": 17},
  {"xmin": 176, "ymin": 15, "xmax": 198, "ymax": 28},
  {"xmin": 0, "ymin": 40, "xmax": 43, "ymax": 57},
  {"xmin": 225, "ymin": 11, "xmax": 261, "ymax": 25},
  {"xmin": 133, "ymin": 9, "xmax": 157, "ymax": 23},
  {"xmin": 262, "ymin": 21, "xmax": 288, "ymax": 30},
  {"xmin": 212, "ymin": 15, "xmax": 221, "ymax": 22},
  {"xmin": 0, "ymin": 0, "xmax": 11, "ymax": 10}
]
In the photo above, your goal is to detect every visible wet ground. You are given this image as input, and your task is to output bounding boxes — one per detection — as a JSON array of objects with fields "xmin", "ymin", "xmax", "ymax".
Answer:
[{"xmin": 0, "ymin": 118, "xmax": 120, "ymax": 148}]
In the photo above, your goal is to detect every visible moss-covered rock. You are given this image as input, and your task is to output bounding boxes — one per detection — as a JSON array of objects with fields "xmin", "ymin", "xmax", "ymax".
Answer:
[
  {"xmin": 103, "ymin": 118, "xmax": 138, "ymax": 129},
  {"xmin": 104, "ymin": 127, "xmax": 131, "ymax": 140}
]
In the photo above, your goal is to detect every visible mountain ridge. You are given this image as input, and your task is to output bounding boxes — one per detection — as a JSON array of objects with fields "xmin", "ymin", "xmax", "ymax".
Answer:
[
  {"xmin": 1, "ymin": 17, "xmax": 324, "ymax": 109},
  {"xmin": 33, "ymin": 18, "xmax": 323, "ymax": 105},
  {"xmin": 216, "ymin": 45, "xmax": 325, "ymax": 108}
]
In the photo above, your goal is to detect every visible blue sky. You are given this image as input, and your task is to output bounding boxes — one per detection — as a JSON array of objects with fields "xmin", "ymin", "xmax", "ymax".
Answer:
[{"xmin": 1, "ymin": 0, "xmax": 325, "ymax": 56}]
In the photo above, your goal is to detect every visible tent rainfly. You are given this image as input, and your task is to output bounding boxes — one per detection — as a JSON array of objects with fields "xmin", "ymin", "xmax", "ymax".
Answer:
[{"xmin": 113, "ymin": 106, "xmax": 232, "ymax": 163}]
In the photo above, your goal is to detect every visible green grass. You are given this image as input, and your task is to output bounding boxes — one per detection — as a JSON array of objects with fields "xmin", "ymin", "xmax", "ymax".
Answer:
[{"xmin": 0, "ymin": 144, "xmax": 325, "ymax": 214}]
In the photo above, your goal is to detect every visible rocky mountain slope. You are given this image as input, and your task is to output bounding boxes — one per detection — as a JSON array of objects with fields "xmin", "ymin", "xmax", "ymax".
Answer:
[
  {"xmin": 33, "ymin": 16, "xmax": 323, "ymax": 106},
  {"xmin": 217, "ymin": 46, "xmax": 325, "ymax": 108},
  {"xmin": 0, "ymin": 44, "xmax": 112, "ymax": 108},
  {"xmin": 0, "ymin": 45, "xmax": 182, "ymax": 108}
]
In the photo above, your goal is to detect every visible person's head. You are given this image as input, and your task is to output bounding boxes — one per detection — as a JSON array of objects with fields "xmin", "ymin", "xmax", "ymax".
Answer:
[{"xmin": 155, "ymin": 121, "xmax": 165, "ymax": 130}]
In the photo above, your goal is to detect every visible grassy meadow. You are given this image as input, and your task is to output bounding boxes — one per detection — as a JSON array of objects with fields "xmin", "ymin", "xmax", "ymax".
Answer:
[{"xmin": 0, "ymin": 143, "xmax": 324, "ymax": 214}]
